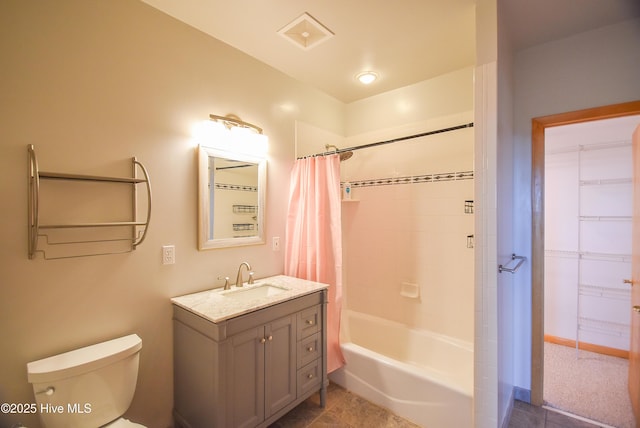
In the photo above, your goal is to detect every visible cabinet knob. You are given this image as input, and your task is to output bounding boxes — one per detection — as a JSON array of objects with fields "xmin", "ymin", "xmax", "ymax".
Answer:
[
  {"xmin": 307, "ymin": 373, "xmax": 314, "ymax": 379},
  {"xmin": 306, "ymin": 320, "xmax": 314, "ymax": 325},
  {"xmin": 260, "ymin": 338, "xmax": 266, "ymax": 344},
  {"xmin": 268, "ymin": 335, "xmax": 273, "ymax": 341},
  {"xmin": 624, "ymin": 279, "xmax": 636, "ymax": 285},
  {"xmin": 634, "ymin": 306, "xmax": 640, "ymax": 313},
  {"xmin": 307, "ymin": 347, "xmax": 314, "ymax": 352}
]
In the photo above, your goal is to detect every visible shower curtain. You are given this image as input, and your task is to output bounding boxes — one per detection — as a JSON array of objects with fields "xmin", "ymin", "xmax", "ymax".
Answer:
[{"xmin": 285, "ymin": 154, "xmax": 345, "ymax": 373}]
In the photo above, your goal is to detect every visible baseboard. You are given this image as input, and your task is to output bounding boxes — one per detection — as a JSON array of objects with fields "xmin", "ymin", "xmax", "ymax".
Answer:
[
  {"xmin": 514, "ymin": 386, "xmax": 531, "ymax": 403},
  {"xmin": 502, "ymin": 386, "xmax": 533, "ymax": 427},
  {"xmin": 501, "ymin": 386, "xmax": 515, "ymax": 428},
  {"xmin": 544, "ymin": 335, "xmax": 628, "ymax": 359}
]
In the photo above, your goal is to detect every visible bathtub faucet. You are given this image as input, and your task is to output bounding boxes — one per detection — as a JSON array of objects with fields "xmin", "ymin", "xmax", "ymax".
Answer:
[{"xmin": 235, "ymin": 262, "xmax": 254, "ymax": 287}]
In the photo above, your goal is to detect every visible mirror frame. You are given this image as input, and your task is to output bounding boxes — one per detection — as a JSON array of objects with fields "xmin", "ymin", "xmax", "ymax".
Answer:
[{"xmin": 198, "ymin": 145, "xmax": 266, "ymax": 250}]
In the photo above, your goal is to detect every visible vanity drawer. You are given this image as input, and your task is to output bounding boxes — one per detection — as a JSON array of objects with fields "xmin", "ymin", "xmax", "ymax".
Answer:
[
  {"xmin": 297, "ymin": 305, "xmax": 320, "ymax": 339},
  {"xmin": 298, "ymin": 332, "xmax": 321, "ymax": 368},
  {"xmin": 297, "ymin": 358, "xmax": 321, "ymax": 397}
]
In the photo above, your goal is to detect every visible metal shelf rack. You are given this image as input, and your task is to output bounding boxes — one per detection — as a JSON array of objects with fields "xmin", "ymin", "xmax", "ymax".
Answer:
[{"xmin": 27, "ymin": 144, "xmax": 152, "ymax": 260}]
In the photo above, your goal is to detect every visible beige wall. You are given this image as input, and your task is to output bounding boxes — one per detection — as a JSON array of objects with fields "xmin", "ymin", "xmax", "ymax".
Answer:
[
  {"xmin": 0, "ymin": 2, "xmax": 479, "ymax": 427},
  {"xmin": 345, "ymin": 67, "xmax": 474, "ymax": 137},
  {"xmin": 0, "ymin": 1, "xmax": 344, "ymax": 427}
]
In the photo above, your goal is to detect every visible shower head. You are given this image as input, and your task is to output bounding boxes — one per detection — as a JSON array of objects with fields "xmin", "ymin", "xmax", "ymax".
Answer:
[
  {"xmin": 338, "ymin": 151, "xmax": 353, "ymax": 161},
  {"xmin": 325, "ymin": 144, "xmax": 353, "ymax": 162}
]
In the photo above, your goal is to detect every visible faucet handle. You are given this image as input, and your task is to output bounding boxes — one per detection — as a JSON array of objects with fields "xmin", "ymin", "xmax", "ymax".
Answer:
[
  {"xmin": 218, "ymin": 276, "xmax": 231, "ymax": 290},
  {"xmin": 248, "ymin": 271, "xmax": 255, "ymax": 284}
]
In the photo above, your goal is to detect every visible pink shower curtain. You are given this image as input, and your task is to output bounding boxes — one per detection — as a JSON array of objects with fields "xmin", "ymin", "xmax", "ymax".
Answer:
[{"xmin": 285, "ymin": 154, "xmax": 345, "ymax": 373}]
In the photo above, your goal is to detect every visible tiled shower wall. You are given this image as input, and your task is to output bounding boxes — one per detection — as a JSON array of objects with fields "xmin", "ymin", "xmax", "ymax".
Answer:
[{"xmin": 341, "ymin": 122, "xmax": 475, "ymax": 343}]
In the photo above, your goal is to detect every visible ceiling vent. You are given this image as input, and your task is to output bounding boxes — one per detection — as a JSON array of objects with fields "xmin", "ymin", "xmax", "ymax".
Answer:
[{"xmin": 277, "ymin": 13, "xmax": 334, "ymax": 51}]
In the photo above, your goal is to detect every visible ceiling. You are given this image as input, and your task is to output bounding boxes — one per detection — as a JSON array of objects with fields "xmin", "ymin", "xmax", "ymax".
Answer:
[{"xmin": 141, "ymin": 0, "xmax": 640, "ymax": 103}]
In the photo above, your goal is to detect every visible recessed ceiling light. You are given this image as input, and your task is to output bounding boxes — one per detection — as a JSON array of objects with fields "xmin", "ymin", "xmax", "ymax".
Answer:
[{"xmin": 356, "ymin": 71, "xmax": 378, "ymax": 85}]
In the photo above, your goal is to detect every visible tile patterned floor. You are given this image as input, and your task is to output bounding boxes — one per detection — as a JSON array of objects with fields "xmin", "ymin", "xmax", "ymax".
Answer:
[
  {"xmin": 508, "ymin": 400, "xmax": 606, "ymax": 428},
  {"xmin": 271, "ymin": 384, "xmax": 606, "ymax": 428},
  {"xmin": 269, "ymin": 383, "xmax": 420, "ymax": 428}
]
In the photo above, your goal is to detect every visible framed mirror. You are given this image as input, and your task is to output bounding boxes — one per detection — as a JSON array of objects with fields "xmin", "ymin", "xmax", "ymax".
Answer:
[{"xmin": 198, "ymin": 145, "xmax": 266, "ymax": 249}]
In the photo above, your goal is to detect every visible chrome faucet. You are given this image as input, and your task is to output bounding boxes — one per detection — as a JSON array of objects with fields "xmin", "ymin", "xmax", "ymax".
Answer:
[{"xmin": 235, "ymin": 262, "xmax": 254, "ymax": 287}]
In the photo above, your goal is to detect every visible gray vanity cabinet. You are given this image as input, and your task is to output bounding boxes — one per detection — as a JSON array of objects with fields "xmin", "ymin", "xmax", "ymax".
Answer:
[
  {"xmin": 173, "ymin": 290, "xmax": 327, "ymax": 428},
  {"xmin": 227, "ymin": 315, "xmax": 295, "ymax": 427}
]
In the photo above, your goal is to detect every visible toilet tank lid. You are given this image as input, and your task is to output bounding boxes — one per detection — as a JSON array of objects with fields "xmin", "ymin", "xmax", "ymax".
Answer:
[{"xmin": 27, "ymin": 334, "xmax": 142, "ymax": 384}]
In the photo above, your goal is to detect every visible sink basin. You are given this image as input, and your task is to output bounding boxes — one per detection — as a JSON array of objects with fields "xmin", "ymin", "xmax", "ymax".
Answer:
[{"xmin": 220, "ymin": 283, "xmax": 288, "ymax": 302}]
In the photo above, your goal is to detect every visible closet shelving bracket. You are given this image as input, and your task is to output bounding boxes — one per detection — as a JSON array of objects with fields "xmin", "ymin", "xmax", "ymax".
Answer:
[{"xmin": 28, "ymin": 144, "xmax": 152, "ymax": 260}]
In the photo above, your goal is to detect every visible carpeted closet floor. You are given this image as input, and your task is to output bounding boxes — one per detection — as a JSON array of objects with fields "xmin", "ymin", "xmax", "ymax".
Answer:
[{"xmin": 544, "ymin": 342, "xmax": 635, "ymax": 427}]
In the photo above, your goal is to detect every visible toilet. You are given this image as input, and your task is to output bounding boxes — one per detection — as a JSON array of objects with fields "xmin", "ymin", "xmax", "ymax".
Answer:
[{"xmin": 27, "ymin": 334, "xmax": 145, "ymax": 428}]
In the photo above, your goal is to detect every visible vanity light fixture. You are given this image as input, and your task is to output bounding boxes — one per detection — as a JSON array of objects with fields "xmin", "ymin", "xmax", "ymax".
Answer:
[
  {"xmin": 356, "ymin": 71, "xmax": 378, "ymax": 85},
  {"xmin": 193, "ymin": 114, "xmax": 268, "ymax": 157},
  {"xmin": 209, "ymin": 114, "xmax": 263, "ymax": 134}
]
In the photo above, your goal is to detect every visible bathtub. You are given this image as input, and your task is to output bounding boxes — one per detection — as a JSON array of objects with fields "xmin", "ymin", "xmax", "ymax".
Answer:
[{"xmin": 329, "ymin": 310, "xmax": 473, "ymax": 427}]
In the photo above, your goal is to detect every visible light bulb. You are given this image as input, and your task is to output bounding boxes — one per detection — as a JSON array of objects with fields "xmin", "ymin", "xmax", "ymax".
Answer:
[{"xmin": 357, "ymin": 71, "xmax": 378, "ymax": 85}]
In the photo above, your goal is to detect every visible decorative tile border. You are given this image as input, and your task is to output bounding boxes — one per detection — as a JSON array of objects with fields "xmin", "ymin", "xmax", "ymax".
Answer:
[
  {"xmin": 345, "ymin": 170, "xmax": 473, "ymax": 188},
  {"xmin": 215, "ymin": 183, "xmax": 258, "ymax": 192}
]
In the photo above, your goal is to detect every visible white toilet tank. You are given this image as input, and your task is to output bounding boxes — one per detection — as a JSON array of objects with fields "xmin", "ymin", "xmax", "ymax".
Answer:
[{"xmin": 27, "ymin": 334, "xmax": 142, "ymax": 428}]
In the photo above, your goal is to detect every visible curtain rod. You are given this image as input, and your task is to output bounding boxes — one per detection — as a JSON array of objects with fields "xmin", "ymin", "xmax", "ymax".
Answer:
[{"xmin": 299, "ymin": 122, "xmax": 474, "ymax": 159}]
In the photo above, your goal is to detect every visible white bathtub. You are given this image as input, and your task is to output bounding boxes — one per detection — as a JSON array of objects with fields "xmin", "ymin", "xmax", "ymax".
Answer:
[{"xmin": 329, "ymin": 310, "xmax": 473, "ymax": 428}]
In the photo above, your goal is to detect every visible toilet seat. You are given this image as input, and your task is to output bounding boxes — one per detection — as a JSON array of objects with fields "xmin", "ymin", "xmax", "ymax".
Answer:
[{"xmin": 102, "ymin": 418, "xmax": 146, "ymax": 427}]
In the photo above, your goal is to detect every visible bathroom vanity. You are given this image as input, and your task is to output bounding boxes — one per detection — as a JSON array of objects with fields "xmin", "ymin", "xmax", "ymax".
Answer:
[{"xmin": 171, "ymin": 275, "xmax": 328, "ymax": 428}]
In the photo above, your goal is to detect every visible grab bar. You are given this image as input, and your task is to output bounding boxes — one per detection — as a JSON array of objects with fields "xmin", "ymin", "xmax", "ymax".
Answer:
[{"xmin": 499, "ymin": 254, "xmax": 526, "ymax": 274}]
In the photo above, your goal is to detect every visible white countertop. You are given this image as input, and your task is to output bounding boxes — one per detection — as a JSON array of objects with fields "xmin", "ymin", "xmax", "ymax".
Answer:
[{"xmin": 171, "ymin": 275, "xmax": 328, "ymax": 323}]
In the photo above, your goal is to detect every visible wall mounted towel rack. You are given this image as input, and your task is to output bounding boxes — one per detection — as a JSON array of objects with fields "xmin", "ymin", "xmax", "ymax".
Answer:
[
  {"xmin": 28, "ymin": 145, "xmax": 152, "ymax": 260},
  {"xmin": 498, "ymin": 254, "xmax": 526, "ymax": 274}
]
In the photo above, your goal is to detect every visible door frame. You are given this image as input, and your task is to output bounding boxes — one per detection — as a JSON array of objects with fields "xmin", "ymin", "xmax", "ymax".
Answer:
[{"xmin": 530, "ymin": 100, "xmax": 640, "ymax": 406}]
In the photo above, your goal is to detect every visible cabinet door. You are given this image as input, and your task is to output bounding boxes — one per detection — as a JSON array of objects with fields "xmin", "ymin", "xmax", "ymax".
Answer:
[
  {"xmin": 227, "ymin": 327, "xmax": 265, "ymax": 428},
  {"xmin": 264, "ymin": 315, "xmax": 296, "ymax": 418}
]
